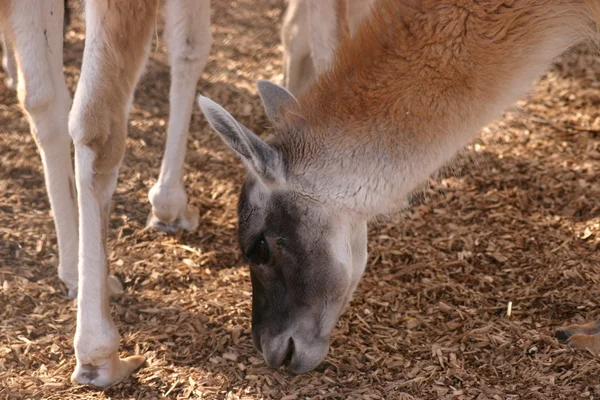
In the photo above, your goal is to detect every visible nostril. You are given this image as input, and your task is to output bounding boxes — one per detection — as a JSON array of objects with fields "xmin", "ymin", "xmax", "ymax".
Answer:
[{"xmin": 283, "ymin": 337, "xmax": 294, "ymax": 367}]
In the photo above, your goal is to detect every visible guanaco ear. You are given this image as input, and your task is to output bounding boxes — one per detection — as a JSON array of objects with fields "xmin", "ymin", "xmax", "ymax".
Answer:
[
  {"xmin": 198, "ymin": 95, "xmax": 285, "ymax": 188},
  {"xmin": 257, "ymin": 80, "xmax": 298, "ymax": 124}
]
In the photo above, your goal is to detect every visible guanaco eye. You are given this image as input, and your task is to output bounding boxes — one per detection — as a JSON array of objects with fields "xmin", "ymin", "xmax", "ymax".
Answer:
[{"xmin": 247, "ymin": 235, "xmax": 270, "ymax": 265}]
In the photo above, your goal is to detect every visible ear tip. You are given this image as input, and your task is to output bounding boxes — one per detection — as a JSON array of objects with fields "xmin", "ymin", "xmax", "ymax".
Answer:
[
  {"xmin": 197, "ymin": 95, "xmax": 218, "ymax": 114},
  {"xmin": 197, "ymin": 94, "xmax": 209, "ymax": 105},
  {"xmin": 256, "ymin": 80, "xmax": 274, "ymax": 90},
  {"xmin": 256, "ymin": 80, "xmax": 298, "ymax": 107}
]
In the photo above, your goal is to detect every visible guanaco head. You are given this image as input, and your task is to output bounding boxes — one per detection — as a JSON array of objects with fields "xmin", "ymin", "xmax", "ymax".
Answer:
[{"xmin": 198, "ymin": 81, "xmax": 368, "ymax": 374}]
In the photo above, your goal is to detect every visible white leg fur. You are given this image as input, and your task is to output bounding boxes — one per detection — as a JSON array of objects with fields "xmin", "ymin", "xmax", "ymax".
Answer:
[
  {"xmin": 148, "ymin": 0, "xmax": 212, "ymax": 233},
  {"xmin": 282, "ymin": 0, "xmax": 373, "ymax": 97},
  {"xmin": 1, "ymin": 32, "xmax": 17, "ymax": 89},
  {"xmin": 2, "ymin": 0, "xmax": 79, "ymax": 295},
  {"xmin": 71, "ymin": 150, "xmax": 132, "ymax": 387},
  {"xmin": 307, "ymin": 0, "xmax": 342, "ymax": 74},
  {"xmin": 69, "ymin": 0, "xmax": 156, "ymax": 387},
  {"xmin": 281, "ymin": 0, "xmax": 315, "ymax": 96}
]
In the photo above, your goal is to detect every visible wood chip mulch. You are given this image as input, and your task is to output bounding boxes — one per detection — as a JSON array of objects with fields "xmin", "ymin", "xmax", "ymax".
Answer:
[{"xmin": 1, "ymin": 1, "xmax": 599, "ymax": 399}]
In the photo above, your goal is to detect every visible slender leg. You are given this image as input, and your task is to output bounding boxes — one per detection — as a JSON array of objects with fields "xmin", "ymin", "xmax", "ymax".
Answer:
[
  {"xmin": 69, "ymin": 0, "xmax": 157, "ymax": 387},
  {"xmin": 1, "ymin": 0, "xmax": 79, "ymax": 294},
  {"xmin": 1, "ymin": 32, "xmax": 17, "ymax": 89},
  {"xmin": 147, "ymin": 0, "xmax": 212, "ymax": 233},
  {"xmin": 307, "ymin": 0, "xmax": 349, "ymax": 74},
  {"xmin": 556, "ymin": 319, "xmax": 600, "ymax": 352},
  {"xmin": 282, "ymin": 0, "xmax": 351, "ymax": 96},
  {"xmin": 281, "ymin": 0, "xmax": 315, "ymax": 96}
]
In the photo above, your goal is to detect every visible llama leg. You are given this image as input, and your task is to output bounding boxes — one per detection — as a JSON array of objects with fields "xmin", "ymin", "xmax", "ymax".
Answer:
[
  {"xmin": 1, "ymin": 0, "xmax": 79, "ymax": 295},
  {"xmin": 3, "ymin": 0, "xmax": 73, "ymax": 90},
  {"xmin": 307, "ymin": 0, "xmax": 349, "ymax": 74},
  {"xmin": 69, "ymin": 0, "xmax": 156, "ymax": 387},
  {"xmin": 1, "ymin": 32, "xmax": 17, "ymax": 89},
  {"xmin": 556, "ymin": 319, "xmax": 600, "ymax": 353},
  {"xmin": 281, "ymin": 0, "xmax": 315, "ymax": 96},
  {"xmin": 147, "ymin": 0, "xmax": 212, "ymax": 233}
]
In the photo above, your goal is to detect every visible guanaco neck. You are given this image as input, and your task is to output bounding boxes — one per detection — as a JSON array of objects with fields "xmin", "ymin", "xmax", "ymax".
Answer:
[{"xmin": 279, "ymin": 0, "xmax": 598, "ymax": 215}]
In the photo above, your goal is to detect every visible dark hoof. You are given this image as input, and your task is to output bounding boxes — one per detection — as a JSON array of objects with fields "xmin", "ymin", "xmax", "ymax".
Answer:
[{"xmin": 555, "ymin": 329, "xmax": 572, "ymax": 342}]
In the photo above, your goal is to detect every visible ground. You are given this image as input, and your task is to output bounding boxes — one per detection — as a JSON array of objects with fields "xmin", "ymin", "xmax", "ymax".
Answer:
[{"xmin": 1, "ymin": 1, "xmax": 600, "ymax": 399}]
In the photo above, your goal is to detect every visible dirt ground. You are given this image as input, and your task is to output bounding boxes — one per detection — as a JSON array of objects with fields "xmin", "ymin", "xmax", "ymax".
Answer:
[{"xmin": 1, "ymin": 1, "xmax": 600, "ymax": 399}]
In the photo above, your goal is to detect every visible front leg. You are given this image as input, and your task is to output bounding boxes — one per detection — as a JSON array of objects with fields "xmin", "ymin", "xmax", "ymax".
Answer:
[
  {"xmin": 307, "ymin": 0, "xmax": 350, "ymax": 74},
  {"xmin": 69, "ymin": 0, "xmax": 157, "ymax": 387},
  {"xmin": 147, "ymin": 0, "xmax": 212, "ymax": 233},
  {"xmin": 281, "ymin": 0, "xmax": 315, "ymax": 96},
  {"xmin": 1, "ymin": 0, "xmax": 81, "ymax": 296}
]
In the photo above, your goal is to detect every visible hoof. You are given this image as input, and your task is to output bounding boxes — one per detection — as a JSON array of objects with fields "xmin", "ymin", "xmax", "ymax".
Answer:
[
  {"xmin": 555, "ymin": 329, "xmax": 572, "ymax": 342},
  {"xmin": 147, "ymin": 204, "xmax": 199, "ymax": 233},
  {"xmin": 71, "ymin": 352, "xmax": 145, "ymax": 388}
]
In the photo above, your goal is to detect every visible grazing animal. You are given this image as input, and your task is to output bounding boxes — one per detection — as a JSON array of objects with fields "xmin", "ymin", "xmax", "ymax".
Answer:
[
  {"xmin": 0, "ymin": 0, "xmax": 365, "ymax": 387},
  {"xmin": 199, "ymin": 0, "xmax": 600, "ymax": 374}
]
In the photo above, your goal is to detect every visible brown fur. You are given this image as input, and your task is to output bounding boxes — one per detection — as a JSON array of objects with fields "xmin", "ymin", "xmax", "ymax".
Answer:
[
  {"xmin": 0, "ymin": 1, "xmax": 12, "ymax": 26},
  {"xmin": 561, "ymin": 319, "xmax": 600, "ymax": 336},
  {"xmin": 276, "ymin": 0, "xmax": 600, "ymax": 354},
  {"xmin": 566, "ymin": 332, "xmax": 600, "ymax": 353},
  {"xmin": 75, "ymin": 0, "xmax": 157, "ymax": 174},
  {"xmin": 336, "ymin": 0, "xmax": 351, "ymax": 44},
  {"xmin": 279, "ymin": 0, "xmax": 598, "ymax": 158},
  {"xmin": 587, "ymin": 0, "xmax": 600, "ymax": 29}
]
